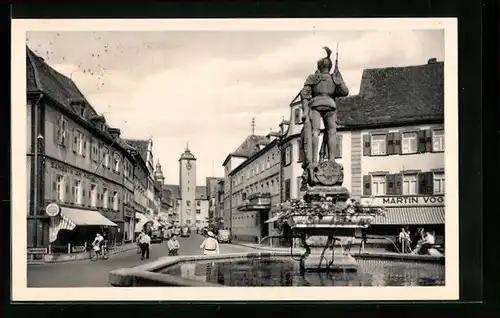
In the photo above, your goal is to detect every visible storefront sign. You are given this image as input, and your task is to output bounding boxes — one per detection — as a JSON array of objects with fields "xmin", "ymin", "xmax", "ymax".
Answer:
[
  {"xmin": 360, "ymin": 195, "xmax": 445, "ymax": 206},
  {"xmin": 45, "ymin": 203, "xmax": 60, "ymax": 217},
  {"xmin": 27, "ymin": 247, "xmax": 48, "ymax": 254},
  {"xmin": 49, "ymin": 161, "xmax": 98, "ymax": 183},
  {"xmin": 71, "ymin": 246, "xmax": 86, "ymax": 253}
]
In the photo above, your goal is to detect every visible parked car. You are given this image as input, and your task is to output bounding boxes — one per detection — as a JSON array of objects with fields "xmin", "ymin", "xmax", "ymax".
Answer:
[
  {"xmin": 217, "ymin": 229, "xmax": 231, "ymax": 243},
  {"xmin": 180, "ymin": 225, "xmax": 190, "ymax": 237},
  {"xmin": 151, "ymin": 228, "xmax": 163, "ymax": 243}
]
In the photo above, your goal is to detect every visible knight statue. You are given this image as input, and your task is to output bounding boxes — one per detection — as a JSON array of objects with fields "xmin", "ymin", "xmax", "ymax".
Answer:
[{"xmin": 300, "ymin": 46, "xmax": 349, "ymax": 190}]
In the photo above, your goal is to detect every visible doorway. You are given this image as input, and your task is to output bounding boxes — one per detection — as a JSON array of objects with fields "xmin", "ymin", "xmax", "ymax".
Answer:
[{"xmin": 260, "ymin": 211, "xmax": 269, "ymax": 243}]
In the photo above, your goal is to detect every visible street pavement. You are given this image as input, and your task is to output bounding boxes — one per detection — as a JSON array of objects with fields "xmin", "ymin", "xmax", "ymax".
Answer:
[{"xmin": 27, "ymin": 234, "xmax": 254, "ymax": 287}]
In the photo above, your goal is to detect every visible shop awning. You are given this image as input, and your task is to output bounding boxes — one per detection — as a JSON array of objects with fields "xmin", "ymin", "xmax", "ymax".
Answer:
[
  {"xmin": 50, "ymin": 208, "xmax": 117, "ymax": 243},
  {"xmin": 373, "ymin": 206, "xmax": 445, "ymax": 225},
  {"xmin": 62, "ymin": 207, "xmax": 118, "ymax": 227}
]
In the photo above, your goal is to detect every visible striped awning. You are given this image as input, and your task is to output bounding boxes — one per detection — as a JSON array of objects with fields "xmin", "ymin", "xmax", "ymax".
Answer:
[
  {"xmin": 49, "ymin": 208, "xmax": 118, "ymax": 243},
  {"xmin": 373, "ymin": 206, "xmax": 445, "ymax": 225}
]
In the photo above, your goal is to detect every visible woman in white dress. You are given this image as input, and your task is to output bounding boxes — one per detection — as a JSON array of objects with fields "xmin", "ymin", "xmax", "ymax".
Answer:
[{"xmin": 200, "ymin": 231, "xmax": 220, "ymax": 255}]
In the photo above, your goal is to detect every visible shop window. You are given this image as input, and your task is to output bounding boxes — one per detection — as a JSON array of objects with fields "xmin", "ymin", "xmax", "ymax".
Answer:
[
  {"xmin": 371, "ymin": 134, "xmax": 387, "ymax": 155},
  {"xmin": 372, "ymin": 175, "xmax": 386, "ymax": 196},
  {"xmin": 402, "ymin": 132, "xmax": 418, "ymax": 154},
  {"xmin": 403, "ymin": 174, "xmax": 418, "ymax": 195},
  {"xmin": 433, "ymin": 129, "xmax": 445, "ymax": 152},
  {"xmin": 433, "ymin": 172, "xmax": 445, "ymax": 194}
]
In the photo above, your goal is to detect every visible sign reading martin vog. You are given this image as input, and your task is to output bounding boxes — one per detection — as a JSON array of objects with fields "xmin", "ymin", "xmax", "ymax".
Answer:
[
  {"xmin": 360, "ymin": 195, "xmax": 445, "ymax": 206},
  {"xmin": 45, "ymin": 203, "xmax": 60, "ymax": 217}
]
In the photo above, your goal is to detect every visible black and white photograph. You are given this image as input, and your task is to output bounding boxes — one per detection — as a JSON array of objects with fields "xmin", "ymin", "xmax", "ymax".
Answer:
[{"xmin": 12, "ymin": 18, "xmax": 458, "ymax": 301}]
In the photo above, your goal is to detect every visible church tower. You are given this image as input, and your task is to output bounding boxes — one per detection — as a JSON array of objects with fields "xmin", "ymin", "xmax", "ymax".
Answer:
[
  {"xmin": 154, "ymin": 160, "xmax": 165, "ymax": 184},
  {"xmin": 178, "ymin": 144, "xmax": 196, "ymax": 227}
]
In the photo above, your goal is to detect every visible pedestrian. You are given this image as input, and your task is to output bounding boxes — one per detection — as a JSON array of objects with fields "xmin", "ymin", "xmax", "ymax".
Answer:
[
  {"xmin": 139, "ymin": 231, "xmax": 151, "ymax": 260},
  {"xmin": 398, "ymin": 228, "xmax": 412, "ymax": 253},
  {"xmin": 137, "ymin": 230, "xmax": 144, "ymax": 254},
  {"xmin": 167, "ymin": 235, "xmax": 180, "ymax": 256},
  {"xmin": 200, "ymin": 231, "xmax": 220, "ymax": 255}
]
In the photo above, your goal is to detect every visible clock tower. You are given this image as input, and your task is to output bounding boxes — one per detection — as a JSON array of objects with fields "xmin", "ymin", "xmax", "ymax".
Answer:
[{"xmin": 178, "ymin": 144, "xmax": 196, "ymax": 227}]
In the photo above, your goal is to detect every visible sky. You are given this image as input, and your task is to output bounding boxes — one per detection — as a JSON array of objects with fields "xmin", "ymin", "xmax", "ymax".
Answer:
[{"xmin": 26, "ymin": 29, "xmax": 444, "ymax": 185}]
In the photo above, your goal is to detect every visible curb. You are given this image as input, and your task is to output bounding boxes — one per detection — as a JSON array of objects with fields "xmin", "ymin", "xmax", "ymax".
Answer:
[{"xmin": 28, "ymin": 245, "xmax": 138, "ymax": 265}]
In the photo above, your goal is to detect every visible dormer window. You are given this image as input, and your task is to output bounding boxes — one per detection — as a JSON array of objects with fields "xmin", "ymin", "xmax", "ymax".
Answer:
[{"xmin": 80, "ymin": 106, "xmax": 86, "ymax": 118}]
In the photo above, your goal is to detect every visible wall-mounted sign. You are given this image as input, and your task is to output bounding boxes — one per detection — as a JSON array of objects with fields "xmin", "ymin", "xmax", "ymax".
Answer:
[
  {"xmin": 45, "ymin": 203, "xmax": 60, "ymax": 217},
  {"xmin": 360, "ymin": 195, "xmax": 445, "ymax": 206},
  {"xmin": 49, "ymin": 161, "xmax": 98, "ymax": 183},
  {"xmin": 27, "ymin": 247, "xmax": 48, "ymax": 254},
  {"xmin": 71, "ymin": 246, "xmax": 86, "ymax": 253}
]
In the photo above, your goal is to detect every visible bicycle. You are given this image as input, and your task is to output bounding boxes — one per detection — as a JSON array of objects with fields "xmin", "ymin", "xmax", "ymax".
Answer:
[{"xmin": 89, "ymin": 244, "xmax": 109, "ymax": 262}]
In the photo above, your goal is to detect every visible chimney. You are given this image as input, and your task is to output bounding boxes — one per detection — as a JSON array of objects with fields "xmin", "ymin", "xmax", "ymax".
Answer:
[{"xmin": 427, "ymin": 58, "xmax": 437, "ymax": 64}]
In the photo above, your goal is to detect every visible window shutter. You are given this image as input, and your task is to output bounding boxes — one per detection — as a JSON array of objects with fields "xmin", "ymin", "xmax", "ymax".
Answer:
[
  {"xmin": 425, "ymin": 129, "xmax": 432, "ymax": 152},
  {"xmin": 418, "ymin": 172, "xmax": 434, "ymax": 195},
  {"xmin": 394, "ymin": 173, "xmax": 403, "ymax": 195},
  {"xmin": 418, "ymin": 130, "xmax": 427, "ymax": 153},
  {"xmin": 363, "ymin": 175, "xmax": 371, "ymax": 195},
  {"xmin": 393, "ymin": 132, "xmax": 402, "ymax": 154},
  {"xmin": 72, "ymin": 129, "xmax": 77, "ymax": 152},
  {"xmin": 386, "ymin": 174, "xmax": 395, "ymax": 195},
  {"xmin": 386, "ymin": 133, "xmax": 395, "ymax": 155},
  {"xmin": 335, "ymin": 135, "xmax": 343, "ymax": 158},
  {"xmin": 362, "ymin": 134, "xmax": 371, "ymax": 156},
  {"xmin": 55, "ymin": 115, "xmax": 61, "ymax": 144}
]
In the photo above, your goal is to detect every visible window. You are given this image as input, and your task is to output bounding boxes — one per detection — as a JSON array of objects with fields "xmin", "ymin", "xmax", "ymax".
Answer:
[
  {"xmin": 433, "ymin": 129, "xmax": 445, "ymax": 152},
  {"xmin": 403, "ymin": 174, "xmax": 418, "ymax": 195},
  {"xmin": 196, "ymin": 200, "xmax": 200, "ymax": 206},
  {"xmin": 76, "ymin": 131, "xmax": 84, "ymax": 155},
  {"xmin": 196, "ymin": 209, "xmax": 201, "ymax": 214},
  {"xmin": 186, "ymin": 208, "xmax": 191, "ymax": 215},
  {"xmin": 196, "ymin": 220, "xmax": 200, "ymax": 224},
  {"xmin": 90, "ymin": 184, "xmax": 97, "ymax": 207},
  {"xmin": 104, "ymin": 149, "xmax": 110, "ymax": 168},
  {"xmin": 371, "ymin": 135, "xmax": 387, "ymax": 155},
  {"xmin": 186, "ymin": 219, "xmax": 191, "ymax": 224},
  {"xmin": 57, "ymin": 116, "xmax": 68, "ymax": 146},
  {"xmin": 284, "ymin": 179, "xmax": 291, "ymax": 201},
  {"xmin": 74, "ymin": 180, "xmax": 82, "ymax": 204},
  {"xmin": 402, "ymin": 132, "xmax": 418, "ymax": 154},
  {"xmin": 91, "ymin": 139, "xmax": 99, "ymax": 162},
  {"xmin": 285, "ymin": 146, "xmax": 292, "ymax": 165},
  {"xmin": 266, "ymin": 157, "xmax": 270, "ymax": 169},
  {"xmin": 103, "ymin": 188, "xmax": 109, "ymax": 209},
  {"xmin": 114, "ymin": 153, "xmax": 120, "ymax": 173},
  {"xmin": 187, "ymin": 200, "xmax": 191, "ymax": 207},
  {"xmin": 433, "ymin": 173, "xmax": 445, "ymax": 194},
  {"xmin": 56, "ymin": 175, "xmax": 65, "ymax": 202},
  {"xmin": 294, "ymin": 108, "xmax": 302, "ymax": 124},
  {"xmin": 371, "ymin": 176, "xmax": 386, "ymax": 195},
  {"xmin": 113, "ymin": 191, "xmax": 118, "ymax": 210}
]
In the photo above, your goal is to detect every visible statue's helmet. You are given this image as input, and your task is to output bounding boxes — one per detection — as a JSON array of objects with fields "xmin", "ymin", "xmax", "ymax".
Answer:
[{"xmin": 317, "ymin": 46, "xmax": 333, "ymax": 71}]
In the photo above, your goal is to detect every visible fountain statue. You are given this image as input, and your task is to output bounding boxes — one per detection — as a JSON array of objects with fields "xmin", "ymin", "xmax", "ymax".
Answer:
[{"xmin": 273, "ymin": 46, "xmax": 386, "ymax": 273}]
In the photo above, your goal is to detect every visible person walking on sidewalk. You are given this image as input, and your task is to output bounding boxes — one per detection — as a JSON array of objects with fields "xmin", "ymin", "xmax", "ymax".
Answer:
[
  {"xmin": 139, "ymin": 232, "xmax": 151, "ymax": 260},
  {"xmin": 200, "ymin": 231, "xmax": 220, "ymax": 255}
]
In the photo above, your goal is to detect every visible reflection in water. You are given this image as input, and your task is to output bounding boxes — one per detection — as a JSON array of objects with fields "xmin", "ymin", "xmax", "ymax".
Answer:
[{"xmin": 160, "ymin": 258, "xmax": 445, "ymax": 287}]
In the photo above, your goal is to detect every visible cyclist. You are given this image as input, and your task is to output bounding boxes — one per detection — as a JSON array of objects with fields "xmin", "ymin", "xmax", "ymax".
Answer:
[{"xmin": 92, "ymin": 233, "xmax": 106, "ymax": 256}]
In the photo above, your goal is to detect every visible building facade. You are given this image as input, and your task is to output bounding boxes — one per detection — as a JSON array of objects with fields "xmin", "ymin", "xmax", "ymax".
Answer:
[
  {"xmin": 222, "ymin": 133, "xmax": 283, "ymax": 243},
  {"xmin": 206, "ymin": 177, "xmax": 224, "ymax": 221},
  {"xmin": 27, "ymin": 47, "xmax": 137, "ymax": 252}
]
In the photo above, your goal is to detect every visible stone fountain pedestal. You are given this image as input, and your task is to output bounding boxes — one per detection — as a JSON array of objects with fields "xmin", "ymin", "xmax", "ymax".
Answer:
[{"xmin": 288, "ymin": 160, "xmax": 376, "ymax": 272}]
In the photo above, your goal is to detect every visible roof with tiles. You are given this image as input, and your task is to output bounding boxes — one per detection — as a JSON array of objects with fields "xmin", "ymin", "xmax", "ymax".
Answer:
[
  {"xmin": 179, "ymin": 147, "xmax": 196, "ymax": 161},
  {"xmin": 231, "ymin": 135, "xmax": 270, "ymax": 158},
  {"xmin": 123, "ymin": 139, "xmax": 149, "ymax": 162},
  {"xmin": 163, "ymin": 184, "xmax": 181, "ymax": 199},
  {"xmin": 335, "ymin": 61, "xmax": 444, "ymax": 127}
]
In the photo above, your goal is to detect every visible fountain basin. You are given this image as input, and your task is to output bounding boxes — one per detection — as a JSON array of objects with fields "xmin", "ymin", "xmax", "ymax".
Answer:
[{"xmin": 109, "ymin": 251, "xmax": 445, "ymax": 287}]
